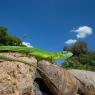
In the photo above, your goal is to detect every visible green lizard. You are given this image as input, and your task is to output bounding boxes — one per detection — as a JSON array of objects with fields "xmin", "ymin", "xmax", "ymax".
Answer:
[
  {"xmin": 0, "ymin": 47, "xmax": 84, "ymax": 92},
  {"xmin": 0, "ymin": 46, "xmax": 73, "ymax": 63}
]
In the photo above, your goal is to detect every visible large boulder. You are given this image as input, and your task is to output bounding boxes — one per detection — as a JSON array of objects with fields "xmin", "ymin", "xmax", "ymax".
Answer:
[
  {"xmin": 38, "ymin": 60, "xmax": 79, "ymax": 95},
  {"xmin": 69, "ymin": 69, "xmax": 95, "ymax": 95},
  {"xmin": 0, "ymin": 52, "xmax": 37, "ymax": 95}
]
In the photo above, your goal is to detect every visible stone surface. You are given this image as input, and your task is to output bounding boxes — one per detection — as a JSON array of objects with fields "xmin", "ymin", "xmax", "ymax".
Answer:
[
  {"xmin": 69, "ymin": 69, "xmax": 95, "ymax": 95},
  {"xmin": 0, "ymin": 52, "xmax": 37, "ymax": 95},
  {"xmin": 38, "ymin": 60, "xmax": 79, "ymax": 95},
  {"xmin": 33, "ymin": 78, "xmax": 54, "ymax": 95},
  {"xmin": 1, "ymin": 53, "xmax": 94, "ymax": 95}
]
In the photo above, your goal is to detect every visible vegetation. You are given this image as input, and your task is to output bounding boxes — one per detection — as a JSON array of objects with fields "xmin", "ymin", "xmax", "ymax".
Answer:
[
  {"xmin": 62, "ymin": 41, "xmax": 95, "ymax": 71},
  {"xmin": 0, "ymin": 26, "xmax": 22, "ymax": 46}
]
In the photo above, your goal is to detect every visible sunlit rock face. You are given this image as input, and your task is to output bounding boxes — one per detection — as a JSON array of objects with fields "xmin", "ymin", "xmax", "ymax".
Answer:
[
  {"xmin": 0, "ymin": 52, "xmax": 37, "ymax": 95},
  {"xmin": 69, "ymin": 69, "xmax": 95, "ymax": 95}
]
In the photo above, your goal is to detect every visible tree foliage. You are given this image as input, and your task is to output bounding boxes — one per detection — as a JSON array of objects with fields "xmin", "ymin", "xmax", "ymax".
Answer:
[
  {"xmin": 62, "ymin": 41, "xmax": 95, "ymax": 71},
  {"xmin": 64, "ymin": 41, "xmax": 88, "ymax": 56},
  {"xmin": 0, "ymin": 26, "xmax": 22, "ymax": 46}
]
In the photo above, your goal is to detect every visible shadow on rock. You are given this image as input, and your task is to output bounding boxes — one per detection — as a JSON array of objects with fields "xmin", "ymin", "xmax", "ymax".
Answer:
[{"xmin": 34, "ymin": 78, "xmax": 54, "ymax": 95}]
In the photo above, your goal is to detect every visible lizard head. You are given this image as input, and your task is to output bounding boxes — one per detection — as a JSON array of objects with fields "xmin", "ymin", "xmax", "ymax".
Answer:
[{"xmin": 53, "ymin": 51, "xmax": 73, "ymax": 60}]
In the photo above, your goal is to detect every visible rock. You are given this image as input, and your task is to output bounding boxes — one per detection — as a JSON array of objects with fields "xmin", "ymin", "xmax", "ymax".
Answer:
[
  {"xmin": 38, "ymin": 60, "xmax": 79, "ymax": 95},
  {"xmin": 32, "ymin": 81, "xmax": 43, "ymax": 95},
  {"xmin": 2, "ymin": 52, "xmax": 95, "ymax": 95},
  {"xmin": 69, "ymin": 69, "xmax": 95, "ymax": 95},
  {"xmin": 0, "ymin": 52, "xmax": 37, "ymax": 95},
  {"xmin": 33, "ymin": 78, "xmax": 54, "ymax": 95}
]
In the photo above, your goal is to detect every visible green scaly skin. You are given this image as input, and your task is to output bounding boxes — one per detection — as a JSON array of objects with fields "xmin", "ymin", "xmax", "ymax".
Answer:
[{"xmin": 0, "ymin": 46, "xmax": 73, "ymax": 63}]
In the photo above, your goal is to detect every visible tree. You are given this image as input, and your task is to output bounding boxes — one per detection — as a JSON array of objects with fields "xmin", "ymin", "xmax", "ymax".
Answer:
[
  {"xmin": 64, "ymin": 41, "xmax": 88, "ymax": 56},
  {"xmin": 4, "ymin": 35, "xmax": 22, "ymax": 45},
  {"xmin": 0, "ymin": 26, "xmax": 8, "ymax": 36},
  {"xmin": 0, "ymin": 26, "xmax": 22, "ymax": 46},
  {"xmin": 73, "ymin": 41, "xmax": 88, "ymax": 53},
  {"xmin": 62, "ymin": 41, "xmax": 95, "ymax": 71},
  {"xmin": 62, "ymin": 52, "xmax": 95, "ymax": 71}
]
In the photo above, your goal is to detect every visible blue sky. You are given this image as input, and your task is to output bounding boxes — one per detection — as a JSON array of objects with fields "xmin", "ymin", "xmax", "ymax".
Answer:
[{"xmin": 0, "ymin": 0, "xmax": 95, "ymax": 52}]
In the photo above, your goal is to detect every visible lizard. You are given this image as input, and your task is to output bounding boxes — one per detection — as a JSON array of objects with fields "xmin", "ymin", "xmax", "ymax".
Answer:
[
  {"xmin": 0, "ymin": 53, "xmax": 84, "ymax": 94},
  {"xmin": 0, "ymin": 46, "xmax": 73, "ymax": 63},
  {"xmin": 0, "ymin": 46, "xmax": 86, "ymax": 93}
]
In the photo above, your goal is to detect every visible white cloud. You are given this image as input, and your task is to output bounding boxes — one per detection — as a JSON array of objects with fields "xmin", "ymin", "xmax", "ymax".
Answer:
[
  {"xmin": 22, "ymin": 42, "xmax": 33, "ymax": 47},
  {"xmin": 65, "ymin": 39, "xmax": 77, "ymax": 45},
  {"xmin": 72, "ymin": 26, "xmax": 93, "ymax": 38}
]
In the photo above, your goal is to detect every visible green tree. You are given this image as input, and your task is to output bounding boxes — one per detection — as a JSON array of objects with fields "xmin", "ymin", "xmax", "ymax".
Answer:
[
  {"xmin": 64, "ymin": 41, "xmax": 88, "ymax": 56},
  {"xmin": 62, "ymin": 41, "xmax": 95, "ymax": 71},
  {"xmin": 0, "ymin": 26, "xmax": 22, "ymax": 46},
  {"xmin": 4, "ymin": 35, "xmax": 22, "ymax": 45},
  {"xmin": 62, "ymin": 52, "xmax": 95, "ymax": 71},
  {"xmin": 0, "ymin": 26, "xmax": 8, "ymax": 35}
]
